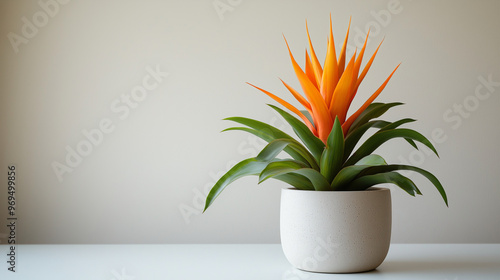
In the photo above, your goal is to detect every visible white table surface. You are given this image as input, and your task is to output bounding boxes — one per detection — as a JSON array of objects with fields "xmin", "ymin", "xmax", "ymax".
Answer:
[{"xmin": 1, "ymin": 244, "xmax": 499, "ymax": 279}]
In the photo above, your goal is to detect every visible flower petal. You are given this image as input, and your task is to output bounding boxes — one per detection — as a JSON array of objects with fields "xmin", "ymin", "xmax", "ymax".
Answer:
[
  {"xmin": 280, "ymin": 79, "xmax": 312, "ymax": 112},
  {"xmin": 284, "ymin": 36, "xmax": 333, "ymax": 143},
  {"xmin": 337, "ymin": 17, "xmax": 351, "ymax": 78},
  {"xmin": 247, "ymin": 82, "xmax": 318, "ymax": 135},
  {"xmin": 305, "ymin": 51, "xmax": 319, "ymax": 89},
  {"xmin": 353, "ymin": 38, "xmax": 384, "ymax": 96},
  {"xmin": 342, "ymin": 63, "xmax": 401, "ymax": 134},
  {"xmin": 348, "ymin": 30, "xmax": 371, "ymax": 105},
  {"xmin": 329, "ymin": 52, "xmax": 356, "ymax": 123},
  {"xmin": 321, "ymin": 15, "xmax": 339, "ymax": 107},
  {"xmin": 306, "ymin": 20, "xmax": 323, "ymax": 86}
]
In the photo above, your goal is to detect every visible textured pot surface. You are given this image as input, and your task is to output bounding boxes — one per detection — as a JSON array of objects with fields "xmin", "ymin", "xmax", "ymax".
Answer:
[{"xmin": 280, "ymin": 188, "xmax": 392, "ymax": 273}]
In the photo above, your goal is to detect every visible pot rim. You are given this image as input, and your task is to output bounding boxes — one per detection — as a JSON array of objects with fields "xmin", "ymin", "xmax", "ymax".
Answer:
[{"xmin": 282, "ymin": 187, "xmax": 390, "ymax": 193}]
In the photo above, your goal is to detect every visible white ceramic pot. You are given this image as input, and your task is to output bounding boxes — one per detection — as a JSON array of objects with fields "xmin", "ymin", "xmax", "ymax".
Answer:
[{"xmin": 280, "ymin": 187, "xmax": 391, "ymax": 273}]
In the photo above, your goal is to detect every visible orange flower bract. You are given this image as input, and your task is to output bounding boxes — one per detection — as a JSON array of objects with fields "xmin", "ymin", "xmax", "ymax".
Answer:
[{"xmin": 249, "ymin": 17, "xmax": 400, "ymax": 143}]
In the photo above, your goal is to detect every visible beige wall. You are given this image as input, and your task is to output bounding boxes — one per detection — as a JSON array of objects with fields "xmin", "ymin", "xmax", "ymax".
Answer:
[{"xmin": 1, "ymin": 0, "xmax": 499, "ymax": 243}]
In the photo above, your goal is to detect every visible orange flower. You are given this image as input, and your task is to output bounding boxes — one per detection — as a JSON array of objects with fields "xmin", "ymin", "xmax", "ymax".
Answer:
[{"xmin": 249, "ymin": 16, "xmax": 400, "ymax": 143}]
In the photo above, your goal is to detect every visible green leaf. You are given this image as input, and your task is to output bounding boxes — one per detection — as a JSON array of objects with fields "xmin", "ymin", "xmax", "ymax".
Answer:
[
  {"xmin": 204, "ymin": 136, "xmax": 323, "ymax": 212},
  {"xmin": 345, "ymin": 128, "xmax": 439, "ymax": 166},
  {"xmin": 331, "ymin": 156, "xmax": 387, "ymax": 190},
  {"xmin": 256, "ymin": 138, "xmax": 319, "ymax": 170},
  {"xmin": 225, "ymin": 117, "xmax": 293, "ymax": 140},
  {"xmin": 348, "ymin": 172, "xmax": 420, "ymax": 197},
  {"xmin": 300, "ymin": 110, "xmax": 315, "ymax": 127},
  {"xmin": 344, "ymin": 118, "xmax": 417, "ymax": 162},
  {"xmin": 255, "ymin": 139, "xmax": 292, "ymax": 162},
  {"xmin": 259, "ymin": 160, "xmax": 308, "ymax": 183},
  {"xmin": 357, "ymin": 164, "xmax": 447, "ymax": 206},
  {"xmin": 289, "ymin": 168, "xmax": 331, "ymax": 191},
  {"xmin": 347, "ymin": 102, "xmax": 403, "ymax": 136},
  {"xmin": 379, "ymin": 118, "xmax": 416, "ymax": 131},
  {"xmin": 319, "ymin": 117, "xmax": 344, "ymax": 183},
  {"xmin": 259, "ymin": 161, "xmax": 330, "ymax": 191},
  {"xmin": 204, "ymin": 158, "xmax": 269, "ymax": 212},
  {"xmin": 332, "ymin": 165, "xmax": 373, "ymax": 190},
  {"xmin": 274, "ymin": 173, "xmax": 315, "ymax": 190},
  {"xmin": 355, "ymin": 154, "xmax": 387, "ymax": 166},
  {"xmin": 222, "ymin": 125, "xmax": 308, "ymax": 164},
  {"xmin": 258, "ymin": 160, "xmax": 314, "ymax": 190},
  {"xmin": 343, "ymin": 120, "xmax": 390, "ymax": 162},
  {"xmin": 269, "ymin": 104, "xmax": 325, "ymax": 162},
  {"xmin": 379, "ymin": 118, "xmax": 419, "ymax": 149},
  {"xmin": 405, "ymin": 138, "xmax": 419, "ymax": 150}
]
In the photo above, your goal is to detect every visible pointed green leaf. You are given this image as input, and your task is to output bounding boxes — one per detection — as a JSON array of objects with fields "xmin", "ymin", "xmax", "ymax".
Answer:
[
  {"xmin": 274, "ymin": 173, "xmax": 315, "ymax": 190},
  {"xmin": 345, "ymin": 128, "xmax": 439, "ymax": 166},
  {"xmin": 269, "ymin": 104, "xmax": 325, "ymax": 162},
  {"xmin": 222, "ymin": 125, "xmax": 309, "ymax": 164},
  {"xmin": 379, "ymin": 118, "xmax": 418, "ymax": 149},
  {"xmin": 259, "ymin": 160, "xmax": 309, "ymax": 183},
  {"xmin": 300, "ymin": 110, "xmax": 315, "ymax": 127},
  {"xmin": 256, "ymin": 139, "xmax": 292, "ymax": 162},
  {"xmin": 348, "ymin": 172, "xmax": 420, "ymax": 197},
  {"xmin": 379, "ymin": 118, "xmax": 416, "ymax": 131},
  {"xmin": 344, "ymin": 118, "xmax": 417, "ymax": 162},
  {"xmin": 343, "ymin": 120, "xmax": 390, "ymax": 162},
  {"xmin": 289, "ymin": 168, "xmax": 331, "ymax": 191},
  {"xmin": 259, "ymin": 161, "xmax": 330, "ymax": 191},
  {"xmin": 347, "ymin": 102, "xmax": 403, "ymax": 136},
  {"xmin": 355, "ymin": 154, "xmax": 387, "ymax": 166},
  {"xmin": 405, "ymin": 138, "xmax": 419, "ymax": 150},
  {"xmin": 319, "ymin": 117, "xmax": 344, "ymax": 183},
  {"xmin": 332, "ymin": 165, "xmax": 372, "ymax": 190},
  {"xmin": 256, "ymin": 138, "xmax": 319, "ymax": 170},
  {"xmin": 357, "ymin": 164, "xmax": 447, "ymax": 206},
  {"xmin": 204, "ymin": 158, "xmax": 269, "ymax": 212},
  {"xmin": 225, "ymin": 117, "xmax": 293, "ymax": 140},
  {"xmin": 331, "ymin": 156, "xmax": 387, "ymax": 190}
]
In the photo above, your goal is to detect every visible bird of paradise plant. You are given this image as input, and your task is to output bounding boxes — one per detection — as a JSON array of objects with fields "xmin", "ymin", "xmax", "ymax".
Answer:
[{"xmin": 204, "ymin": 17, "xmax": 447, "ymax": 212}]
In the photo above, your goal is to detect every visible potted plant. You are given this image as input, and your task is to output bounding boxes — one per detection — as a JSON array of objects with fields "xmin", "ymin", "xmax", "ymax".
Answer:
[{"xmin": 203, "ymin": 17, "xmax": 448, "ymax": 273}]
